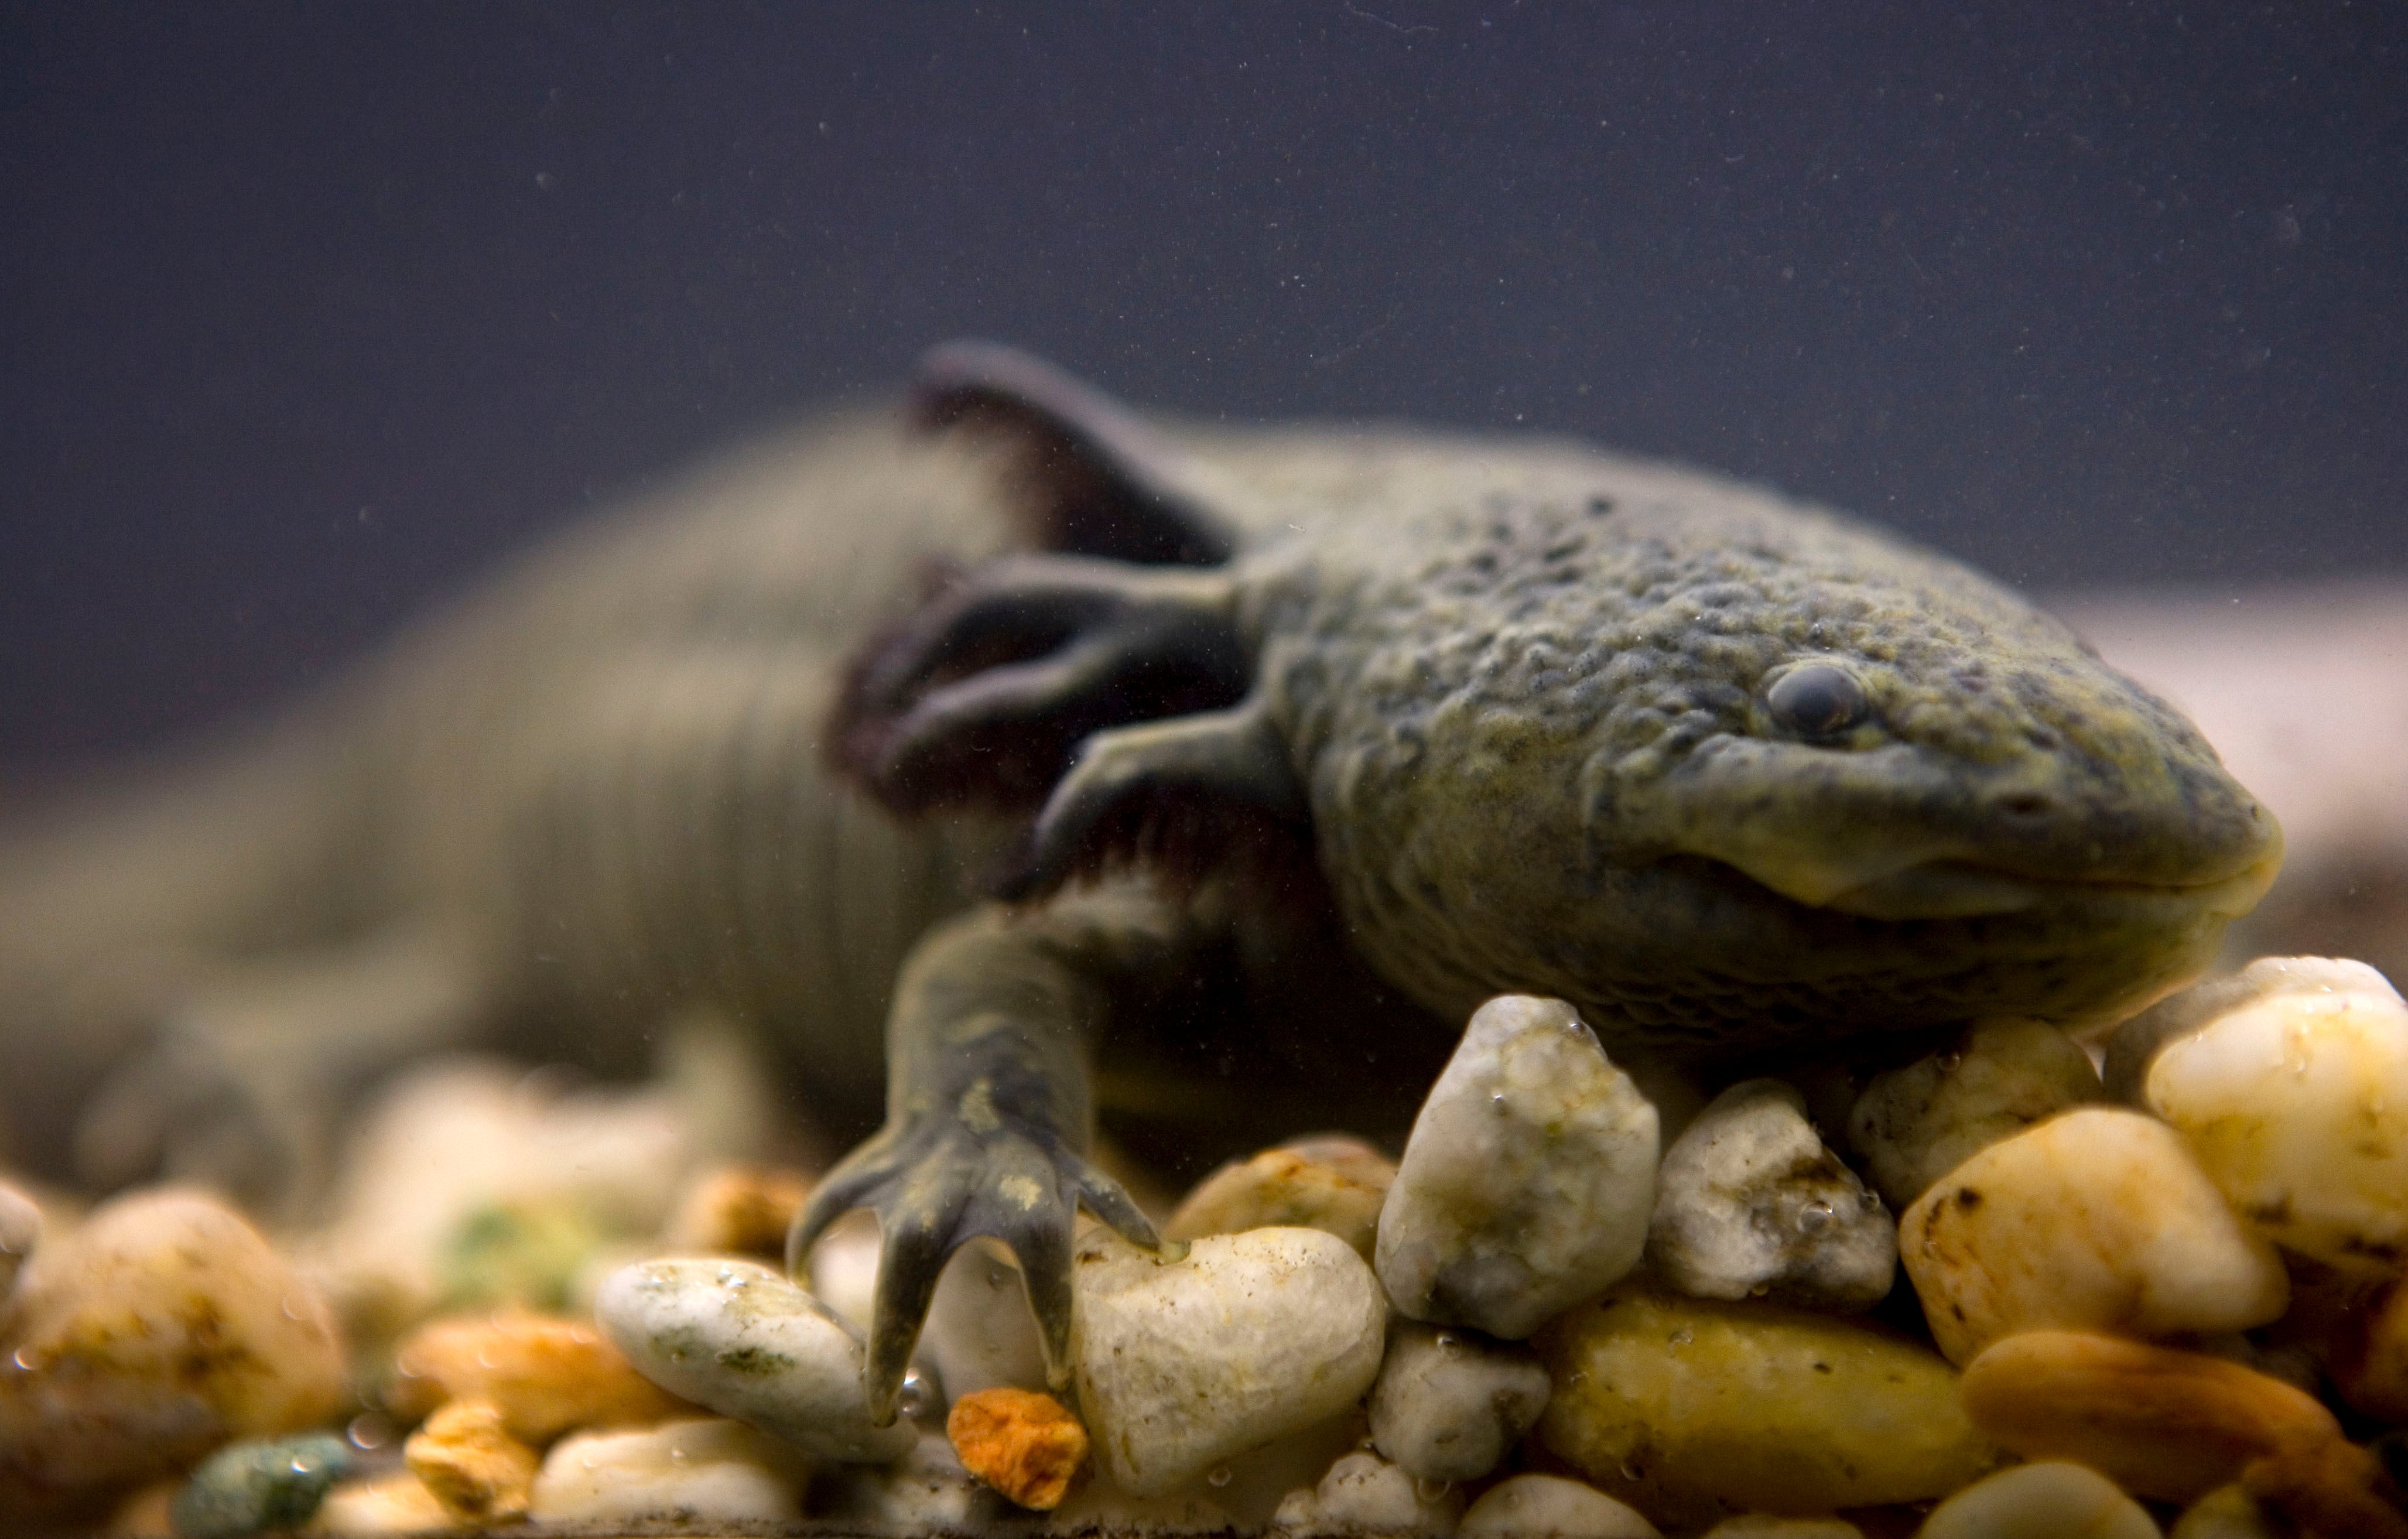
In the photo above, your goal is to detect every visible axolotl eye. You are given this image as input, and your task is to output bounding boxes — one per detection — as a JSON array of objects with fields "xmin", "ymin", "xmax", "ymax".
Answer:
[{"xmin": 1764, "ymin": 661, "xmax": 1871, "ymax": 740}]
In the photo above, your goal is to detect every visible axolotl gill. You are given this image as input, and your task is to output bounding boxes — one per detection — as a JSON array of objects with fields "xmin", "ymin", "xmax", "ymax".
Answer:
[{"xmin": 0, "ymin": 343, "xmax": 2280, "ymax": 1418}]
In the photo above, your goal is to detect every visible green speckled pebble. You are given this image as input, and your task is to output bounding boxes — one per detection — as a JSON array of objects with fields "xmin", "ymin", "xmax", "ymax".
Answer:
[{"xmin": 170, "ymin": 1433, "xmax": 353, "ymax": 1538}]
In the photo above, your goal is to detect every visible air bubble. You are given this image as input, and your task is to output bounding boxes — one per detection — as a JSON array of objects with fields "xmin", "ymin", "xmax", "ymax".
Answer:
[
  {"xmin": 1797, "ymin": 1199, "xmax": 1834, "ymax": 1234},
  {"xmin": 1207, "ymin": 1466, "xmax": 1234, "ymax": 1487},
  {"xmin": 347, "ymin": 1413, "xmax": 392, "ymax": 1451},
  {"xmin": 897, "ymin": 1369, "xmax": 934, "ymax": 1420}
]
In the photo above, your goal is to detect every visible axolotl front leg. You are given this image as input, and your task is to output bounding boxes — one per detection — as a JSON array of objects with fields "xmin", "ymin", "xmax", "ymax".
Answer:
[
  {"xmin": 804, "ymin": 341, "xmax": 1322, "ymax": 1417},
  {"xmin": 788, "ymin": 891, "xmax": 1181, "ymax": 1419}
]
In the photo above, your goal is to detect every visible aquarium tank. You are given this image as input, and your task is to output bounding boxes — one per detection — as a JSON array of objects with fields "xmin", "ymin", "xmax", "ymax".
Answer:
[{"xmin": 2, "ymin": 6, "xmax": 2404, "ymax": 1535}]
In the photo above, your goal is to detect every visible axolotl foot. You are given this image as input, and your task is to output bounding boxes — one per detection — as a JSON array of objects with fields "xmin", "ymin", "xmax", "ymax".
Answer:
[{"xmin": 785, "ymin": 1089, "xmax": 1179, "ymax": 1423}]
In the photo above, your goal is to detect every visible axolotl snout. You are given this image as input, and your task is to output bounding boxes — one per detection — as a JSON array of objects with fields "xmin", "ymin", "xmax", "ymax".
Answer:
[
  {"xmin": 815, "ymin": 343, "xmax": 2278, "ymax": 1407},
  {"xmin": 0, "ymin": 343, "xmax": 2279, "ymax": 1422}
]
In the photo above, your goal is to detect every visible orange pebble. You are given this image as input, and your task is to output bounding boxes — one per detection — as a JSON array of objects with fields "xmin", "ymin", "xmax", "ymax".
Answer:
[
  {"xmin": 947, "ymin": 1387, "xmax": 1090, "ymax": 1511},
  {"xmin": 385, "ymin": 1308, "xmax": 696, "ymax": 1443},
  {"xmin": 1961, "ymin": 1329, "xmax": 2341, "ymax": 1503},
  {"xmin": 2242, "ymin": 1423, "xmax": 2408, "ymax": 1539},
  {"xmin": 662, "ymin": 1164, "xmax": 816, "ymax": 1258}
]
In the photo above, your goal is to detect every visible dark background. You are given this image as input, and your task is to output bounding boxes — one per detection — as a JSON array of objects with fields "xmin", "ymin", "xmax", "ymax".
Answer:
[{"xmin": 4, "ymin": 2, "xmax": 2402, "ymax": 772}]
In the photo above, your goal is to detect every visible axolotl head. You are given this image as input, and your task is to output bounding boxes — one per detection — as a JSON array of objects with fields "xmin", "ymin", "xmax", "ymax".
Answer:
[
  {"xmin": 1242, "ymin": 447, "xmax": 2282, "ymax": 1054},
  {"xmin": 840, "ymin": 344, "xmax": 2282, "ymax": 1059}
]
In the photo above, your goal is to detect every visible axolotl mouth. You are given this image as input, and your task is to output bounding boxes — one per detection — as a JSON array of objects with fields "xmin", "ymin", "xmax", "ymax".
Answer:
[{"xmin": 1805, "ymin": 837, "xmax": 2286, "ymax": 923}]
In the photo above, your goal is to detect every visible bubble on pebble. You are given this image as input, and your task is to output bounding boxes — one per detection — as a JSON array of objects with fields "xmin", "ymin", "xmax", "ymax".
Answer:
[{"xmin": 1207, "ymin": 1465, "xmax": 1233, "ymax": 1487}]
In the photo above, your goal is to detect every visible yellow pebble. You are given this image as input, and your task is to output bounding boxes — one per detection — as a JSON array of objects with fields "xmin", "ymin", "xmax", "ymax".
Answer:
[
  {"xmin": 305, "ymin": 1472, "xmax": 454, "ymax": 1535},
  {"xmin": 1165, "ymin": 1136, "xmax": 1395, "ymax": 1259},
  {"xmin": 403, "ymin": 1397, "xmax": 541, "ymax": 1521}
]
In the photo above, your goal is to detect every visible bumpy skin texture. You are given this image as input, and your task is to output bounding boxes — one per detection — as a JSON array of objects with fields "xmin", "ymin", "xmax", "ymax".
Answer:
[
  {"xmin": 1227, "ymin": 440, "xmax": 2277, "ymax": 1048},
  {"xmin": 0, "ymin": 344, "xmax": 2279, "ymax": 1420}
]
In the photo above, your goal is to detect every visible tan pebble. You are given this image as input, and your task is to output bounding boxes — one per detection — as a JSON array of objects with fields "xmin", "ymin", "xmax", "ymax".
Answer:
[
  {"xmin": 1959, "ymin": 1329, "xmax": 2340, "ymax": 1503},
  {"xmin": 384, "ymin": 1307, "xmax": 696, "ymax": 1443},
  {"xmin": 1915, "ymin": 1460, "xmax": 2160, "ymax": 1538},
  {"xmin": 2168, "ymin": 1483, "xmax": 2279, "ymax": 1539},
  {"xmin": 0, "ymin": 1188, "xmax": 348, "ymax": 1516},
  {"xmin": 1698, "ymin": 1517, "xmax": 1863, "ymax": 1538},
  {"xmin": 2132, "ymin": 956, "xmax": 2408, "ymax": 1274},
  {"xmin": 2239, "ymin": 1423, "xmax": 2408, "ymax": 1539},
  {"xmin": 2331, "ymin": 1270, "xmax": 2408, "ymax": 1420},
  {"xmin": 947, "ymin": 1387, "xmax": 1090, "ymax": 1511},
  {"xmin": 403, "ymin": 1396, "xmax": 540, "ymax": 1521},
  {"xmin": 1165, "ymin": 1136, "xmax": 1394, "ymax": 1259},
  {"xmin": 102, "ymin": 1478, "xmax": 178, "ymax": 1536},
  {"xmin": 1900, "ymin": 1107, "xmax": 2288, "ymax": 1364},
  {"xmin": 305, "ymin": 1471, "xmax": 454, "ymax": 1534},
  {"xmin": 661, "ymin": 1163, "xmax": 814, "ymax": 1257},
  {"xmin": 1846, "ymin": 1017, "xmax": 2105, "ymax": 1208},
  {"xmin": 1534, "ymin": 1280, "xmax": 2000, "ymax": 1531},
  {"xmin": 1458, "ymin": 1473, "xmax": 1661, "ymax": 1537}
]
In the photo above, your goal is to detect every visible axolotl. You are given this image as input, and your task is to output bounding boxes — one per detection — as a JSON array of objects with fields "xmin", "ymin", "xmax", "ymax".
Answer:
[{"xmin": 0, "ymin": 344, "xmax": 2280, "ymax": 1418}]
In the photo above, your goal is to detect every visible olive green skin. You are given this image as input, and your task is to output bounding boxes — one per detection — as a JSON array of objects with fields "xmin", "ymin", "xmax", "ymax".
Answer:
[{"xmin": 1178, "ymin": 428, "xmax": 2282, "ymax": 1054}]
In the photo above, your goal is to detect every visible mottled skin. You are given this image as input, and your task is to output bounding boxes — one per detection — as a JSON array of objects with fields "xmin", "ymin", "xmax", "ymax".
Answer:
[{"xmin": 0, "ymin": 345, "xmax": 2279, "ymax": 1422}]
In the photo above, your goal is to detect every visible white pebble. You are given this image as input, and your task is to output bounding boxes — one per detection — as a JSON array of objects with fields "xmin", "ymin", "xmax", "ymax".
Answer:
[
  {"xmin": 2123, "ymin": 956, "xmax": 2408, "ymax": 1273},
  {"xmin": 591, "ymin": 1257, "xmax": 917, "ymax": 1462},
  {"xmin": 1457, "ymin": 1473, "xmax": 1660, "ymax": 1538},
  {"xmin": 815, "ymin": 1427, "xmax": 1007, "ymax": 1532},
  {"xmin": 528, "ymin": 1417, "xmax": 809, "ymax": 1524},
  {"xmin": 1271, "ymin": 1449, "xmax": 1462, "ymax": 1536},
  {"xmin": 1646, "ymin": 1079, "xmax": 1893, "ymax": 1311},
  {"xmin": 1915, "ymin": 1459, "xmax": 2161, "ymax": 1538},
  {"xmin": 1376, "ymin": 996, "xmax": 1659, "ymax": 1339},
  {"xmin": 921, "ymin": 1238, "xmax": 1049, "ymax": 1397},
  {"xmin": 1072, "ymin": 1225, "xmax": 1386, "ymax": 1496},
  {"xmin": 1899, "ymin": 1107, "xmax": 2289, "ymax": 1364},
  {"xmin": 1369, "ymin": 1321, "xmax": 1551, "ymax": 1482},
  {"xmin": 1848, "ymin": 1018, "xmax": 2105, "ymax": 1206}
]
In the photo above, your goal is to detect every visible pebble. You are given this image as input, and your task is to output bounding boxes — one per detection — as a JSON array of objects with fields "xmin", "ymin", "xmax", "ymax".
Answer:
[
  {"xmin": 921, "ymin": 1237, "xmax": 1051, "ymax": 1398},
  {"xmin": 0, "ymin": 1179, "xmax": 37, "ymax": 1301},
  {"xmin": 2334, "ymin": 1274, "xmax": 2408, "ymax": 1421},
  {"xmin": 528, "ymin": 1415, "xmax": 812, "ymax": 1525},
  {"xmin": 1698, "ymin": 1519, "xmax": 1865, "ymax": 1539},
  {"xmin": 1457, "ymin": 1473, "xmax": 1661, "ymax": 1538},
  {"xmin": 1166, "ymin": 1135, "xmax": 1397, "ymax": 1260},
  {"xmin": 2119, "ymin": 956, "xmax": 2408, "ymax": 1273},
  {"xmin": 384, "ymin": 1307, "xmax": 696, "ymax": 1443},
  {"xmin": 1070, "ymin": 1225, "xmax": 1386, "ymax": 1497},
  {"xmin": 1368, "ymin": 1319, "xmax": 1551, "ymax": 1482},
  {"xmin": 2168, "ymin": 1485, "xmax": 2280, "ymax": 1539},
  {"xmin": 1376, "ymin": 995, "xmax": 1659, "ymax": 1340},
  {"xmin": 168, "ymin": 1434, "xmax": 353, "ymax": 1539},
  {"xmin": 402, "ymin": 1397, "xmax": 538, "ymax": 1521},
  {"xmin": 1645, "ymin": 1079, "xmax": 1894, "ymax": 1311},
  {"xmin": 302, "ymin": 1472, "xmax": 452, "ymax": 1534},
  {"xmin": 1958, "ymin": 1329, "xmax": 2341, "ymax": 1503},
  {"xmin": 592, "ymin": 1256, "xmax": 918, "ymax": 1462},
  {"xmin": 1534, "ymin": 1281, "xmax": 1997, "ymax": 1530},
  {"xmin": 1897, "ymin": 1107, "xmax": 2289, "ymax": 1364},
  {"xmin": 815, "ymin": 1428, "xmax": 1000, "ymax": 1532},
  {"xmin": 661, "ymin": 1162, "xmax": 815, "ymax": 1258},
  {"xmin": 0, "ymin": 1188, "xmax": 348, "ymax": 1517},
  {"xmin": 804, "ymin": 1213, "xmax": 1047, "ymax": 1400},
  {"xmin": 1270, "ymin": 1449, "xmax": 1463, "ymax": 1536},
  {"xmin": 1914, "ymin": 1460, "xmax": 2161, "ymax": 1539},
  {"xmin": 302, "ymin": 1056, "xmax": 716, "ymax": 1339},
  {"xmin": 948, "ymin": 1387, "xmax": 1089, "ymax": 1511},
  {"xmin": 1846, "ymin": 1018, "xmax": 2105, "ymax": 1208}
]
